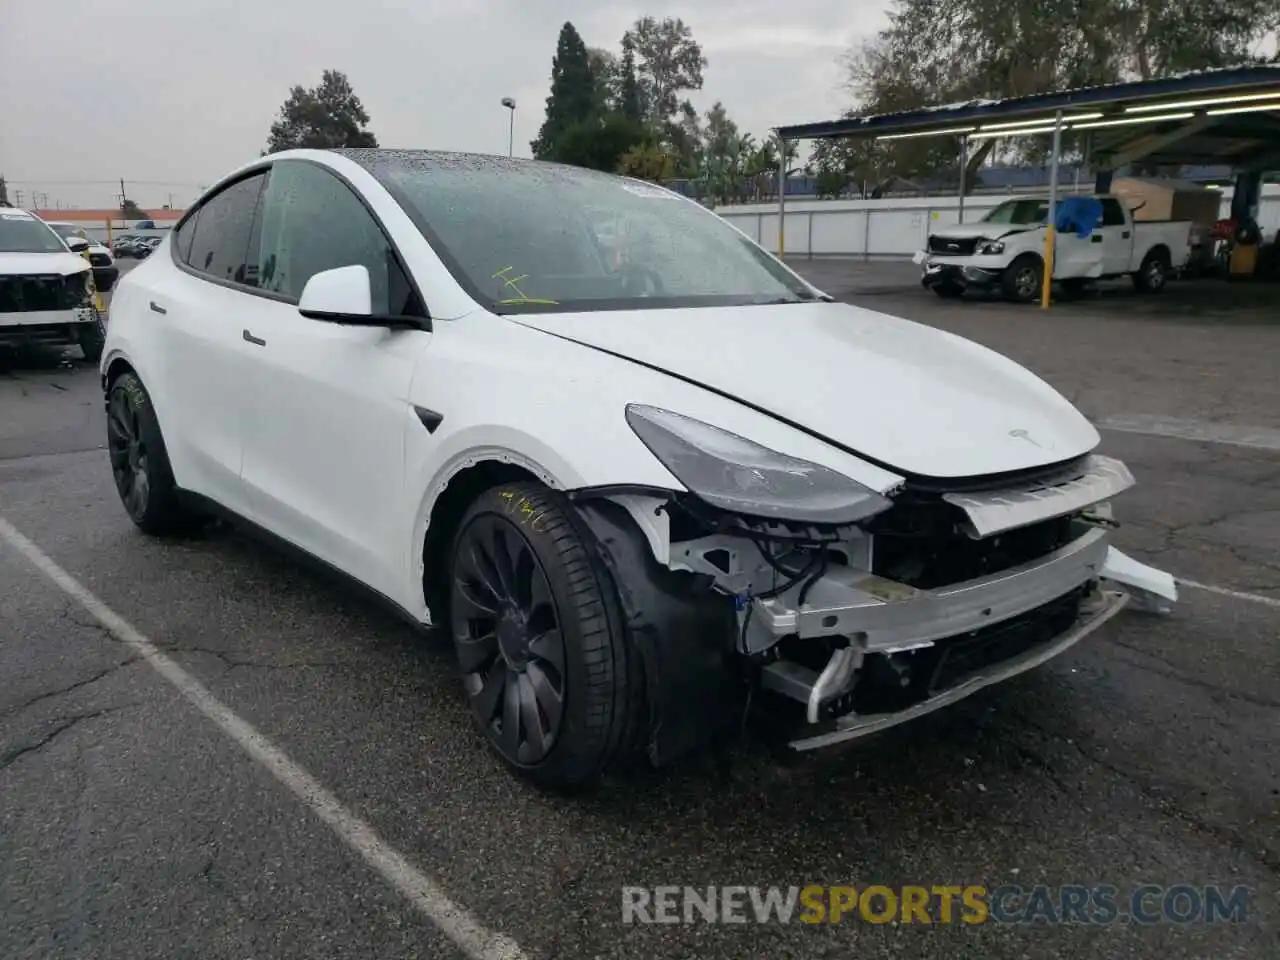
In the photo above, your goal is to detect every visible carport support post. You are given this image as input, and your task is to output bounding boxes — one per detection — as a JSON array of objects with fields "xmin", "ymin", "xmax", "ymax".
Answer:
[
  {"xmin": 1041, "ymin": 110, "xmax": 1064, "ymax": 309},
  {"xmin": 776, "ymin": 131, "xmax": 786, "ymax": 258},
  {"xmin": 957, "ymin": 136, "xmax": 968, "ymax": 224}
]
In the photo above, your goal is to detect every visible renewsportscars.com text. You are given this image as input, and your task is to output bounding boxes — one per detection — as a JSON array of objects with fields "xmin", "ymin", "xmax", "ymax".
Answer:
[{"xmin": 621, "ymin": 884, "xmax": 1251, "ymax": 926}]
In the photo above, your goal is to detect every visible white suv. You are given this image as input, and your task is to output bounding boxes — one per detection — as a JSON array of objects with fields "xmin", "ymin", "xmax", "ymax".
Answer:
[{"xmin": 0, "ymin": 206, "xmax": 106, "ymax": 361}]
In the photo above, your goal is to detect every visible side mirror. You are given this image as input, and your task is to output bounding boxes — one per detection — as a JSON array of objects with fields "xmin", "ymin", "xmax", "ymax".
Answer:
[
  {"xmin": 297, "ymin": 264, "xmax": 420, "ymax": 328},
  {"xmin": 66, "ymin": 237, "xmax": 91, "ymax": 254}
]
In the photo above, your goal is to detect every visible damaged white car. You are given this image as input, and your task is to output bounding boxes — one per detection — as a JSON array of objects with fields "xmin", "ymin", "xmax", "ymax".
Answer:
[{"xmin": 100, "ymin": 149, "xmax": 1177, "ymax": 787}]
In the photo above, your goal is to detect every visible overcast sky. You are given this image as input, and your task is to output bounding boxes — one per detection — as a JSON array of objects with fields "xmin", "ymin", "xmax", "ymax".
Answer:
[{"xmin": 0, "ymin": 0, "xmax": 884, "ymax": 211}]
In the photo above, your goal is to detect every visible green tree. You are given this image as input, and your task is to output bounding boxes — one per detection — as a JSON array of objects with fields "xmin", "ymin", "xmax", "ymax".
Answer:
[
  {"xmin": 624, "ymin": 16, "xmax": 708, "ymax": 126},
  {"xmin": 552, "ymin": 113, "xmax": 651, "ymax": 172},
  {"xmin": 265, "ymin": 69, "xmax": 378, "ymax": 152},
  {"xmin": 121, "ymin": 199, "xmax": 151, "ymax": 220},
  {"xmin": 617, "ymin": 34, "xmax": 643, "ymax": 123},
  {"xmin": 0, "ymin": 175, "xmax": 8, "ymax": 206},
  {"xmin": 587, "ymin": 47, "xmax": 619, "ymax": 113},
  {"xmin": 532, "ymin": 23, "xmax": 598, "ymax": 159},
  {"xmin": 617, "ymin": 142, "xmax": 677, "ymax": 181}
]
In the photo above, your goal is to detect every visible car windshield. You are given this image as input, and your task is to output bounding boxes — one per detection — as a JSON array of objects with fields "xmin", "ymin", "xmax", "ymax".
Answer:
[
  {"xmin": 982, "ymin": 199, "xmax": 1049, "ymax": 225},
  {"xmin": 0, "ymin": 212, "xmax": 68, "ymax": 253},
  {"xmin": 48, "ymin": 223, "xmax": 81, "ymax": 239},
  {"xmin": 340, "ymin": 150, "xmax": 819, "ymax": 313}
]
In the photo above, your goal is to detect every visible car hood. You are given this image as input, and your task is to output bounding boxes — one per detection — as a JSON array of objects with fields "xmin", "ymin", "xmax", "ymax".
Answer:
[
  {"xmin": 931, "ymin": 222, "xmax": 1042, "ymax": 241},
  {"xmin": 0, "ymin": 252, "xmax": 92, "ymax": 276},
  {"xmin": 509, "ymin": 301, "xmax": 1099, "ymax": 479}
]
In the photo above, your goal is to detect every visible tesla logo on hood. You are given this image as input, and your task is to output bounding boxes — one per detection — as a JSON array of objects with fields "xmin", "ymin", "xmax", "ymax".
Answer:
[{"xmin": 1009, "ymin": 428, "xmax": 1043, "ymax": 448}]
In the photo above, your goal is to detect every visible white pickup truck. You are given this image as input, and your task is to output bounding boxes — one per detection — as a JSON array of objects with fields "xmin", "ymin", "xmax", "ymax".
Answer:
[{"xmin": 914, "ymin": 195, "xmax": 1194, "ymax": 302}]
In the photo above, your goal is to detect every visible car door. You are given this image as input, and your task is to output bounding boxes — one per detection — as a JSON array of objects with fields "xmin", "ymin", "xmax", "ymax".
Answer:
[
  {"xmin": 142, "ymin": 171, "xmax": 268, "ymax": 515},
  {"xmin": 1098, "ymin": 198, "xmax": 1133, "ymax": 275},
  {"xmin": 236, "ymin": 158, "xmax": 432, "ymax": 595}
]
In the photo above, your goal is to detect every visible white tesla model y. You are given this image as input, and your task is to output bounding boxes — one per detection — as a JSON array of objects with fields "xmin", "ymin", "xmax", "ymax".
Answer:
[{"xmin": 101, "ymin": 149, "xmax": 1177, "ymax": 786}]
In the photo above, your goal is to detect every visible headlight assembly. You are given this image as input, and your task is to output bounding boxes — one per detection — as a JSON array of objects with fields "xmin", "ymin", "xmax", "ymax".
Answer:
[
  {"xmin": 625, "ymin": 404, "xmax": 894, "ymax": 525},
  {"xmin": 977, "ymin": 240, "xmax": 1005, "ymax": 255}
]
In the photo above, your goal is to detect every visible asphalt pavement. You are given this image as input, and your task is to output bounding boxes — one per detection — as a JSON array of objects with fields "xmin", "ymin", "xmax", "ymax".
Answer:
[{"xmin": 1, "ymin": 258, "xmax": 1276, "ymax": 959}]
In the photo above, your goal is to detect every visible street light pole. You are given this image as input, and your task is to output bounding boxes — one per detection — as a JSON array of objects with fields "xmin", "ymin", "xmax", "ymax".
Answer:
[{"xmin": 500, "ymin": 97, "xmax": 516, "ymax": 157}]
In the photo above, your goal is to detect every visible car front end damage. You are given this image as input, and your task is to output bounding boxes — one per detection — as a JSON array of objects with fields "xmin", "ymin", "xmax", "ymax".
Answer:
[
  {"xmin": 570, "ymin": 423, "xmax": 1176, "ymax": 765},
  {"xmin": 0, "ymin": 268, "xmax": 101, "ymax": 351}
]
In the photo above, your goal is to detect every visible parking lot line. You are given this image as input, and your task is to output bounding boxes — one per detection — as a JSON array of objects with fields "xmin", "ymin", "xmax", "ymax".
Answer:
[
  {"xmin": 0, "ymin": 515, "xmax": 530, "ymax": 960},
  {"xmin": 1098, "ymin": 415, "xmax": 1280, "ymax": 452},
  {"xmin": 1178, "ymin": 577, "xmax": 1280, "ymax": 610}
]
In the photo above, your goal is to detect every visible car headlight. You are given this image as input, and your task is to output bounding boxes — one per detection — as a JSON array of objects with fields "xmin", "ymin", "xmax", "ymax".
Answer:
[
  {"xmin": 977, "ymin": 240, "xmax": 1005, "ymax": 255},
  {"xmin": 624, "ymin": 404, "xmax": 894, "ymax": 525}
]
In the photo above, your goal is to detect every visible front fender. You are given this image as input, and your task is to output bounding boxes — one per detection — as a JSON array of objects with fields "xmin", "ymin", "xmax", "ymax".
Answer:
[{"xmin": 402, "ymin": 422, "xmax": 686, "ymax": 621}]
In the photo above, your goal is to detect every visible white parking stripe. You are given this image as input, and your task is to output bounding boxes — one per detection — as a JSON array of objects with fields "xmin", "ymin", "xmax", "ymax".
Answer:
[
  {"xmin": 1098, "ymin": 415, "xmax": 1280, "ymax": 452},
  {"xmin": 0, "ymin": 516, "xmax": 530, "ymax": 960},
  {"xmin": 1179, "ymin": 577, "xmax": 1280, "ymax": 610}
]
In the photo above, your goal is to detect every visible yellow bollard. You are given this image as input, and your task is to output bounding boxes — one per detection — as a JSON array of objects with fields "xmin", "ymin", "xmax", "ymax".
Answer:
[
  {"xmin": 78, "ymin": 247, "xmax": 106, "ymax": 313},
  {"xmin": 1039, "ymin": 224, "xmax": 1056, "ymax": 308}
]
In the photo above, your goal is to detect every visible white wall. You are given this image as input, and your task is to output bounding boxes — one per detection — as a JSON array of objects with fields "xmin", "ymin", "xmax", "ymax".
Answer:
[{"xmin": 716, "ymin": 185, "xmax": 1280, "ymax": 258}]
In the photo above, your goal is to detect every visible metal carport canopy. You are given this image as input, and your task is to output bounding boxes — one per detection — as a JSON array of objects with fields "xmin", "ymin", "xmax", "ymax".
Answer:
[
  {"xmin": 774, "ymin": 65, "xmax": 1280, "ymax": 169},
  {"xmin": 769, "ymin": 65, "xmax": 1280, "ymax": 308}
]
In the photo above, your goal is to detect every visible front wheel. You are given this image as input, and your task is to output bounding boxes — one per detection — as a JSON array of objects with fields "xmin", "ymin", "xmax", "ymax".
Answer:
[
  {"xmin": 448, "ymin": 482, "xmax": 641, "ymax": 788},
  {"xmin": 1001, "ymin": 255, "xmax": 1043, "ymax": 302}
]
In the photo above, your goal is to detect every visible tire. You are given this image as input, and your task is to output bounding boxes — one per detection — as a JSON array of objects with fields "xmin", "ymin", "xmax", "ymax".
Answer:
[
  {"xmin": 78, "ymin": 310, "xmax": 106, "ymax": 364},
  {"xmin": 1133, "ymin": 249, "xmax": 1169, "ymax": 293},
  {"xmin": 1001, "ymin": 255, "xmax": 1042, "ymax": 302},
  {"xmin": 106, "ymin": 372, "xmax": 199, "ymax": 535},
  {"xmin": 448, "ymin": 481, "xmax": 640, "ymax": 789},
  {"xmin": 932, "ymin": 280, "xmax": 964, "ymax": 299}
]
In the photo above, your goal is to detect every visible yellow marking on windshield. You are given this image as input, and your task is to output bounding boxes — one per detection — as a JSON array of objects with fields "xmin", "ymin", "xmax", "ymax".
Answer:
[{"xmin": 491, "ymin": 265, "xmax": 558, "ymax": 305}]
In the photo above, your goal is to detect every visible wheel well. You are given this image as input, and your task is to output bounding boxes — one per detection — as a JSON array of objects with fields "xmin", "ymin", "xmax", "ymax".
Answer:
[
  {"xmin": 104, "ymin": 357, "xmax": 136, "ymax": 390},
  {"xmin": 1010, "ymin": 252, "xmax": 1043, "ymax": 266},
  {"xmin": 1145, "ymin": 244, "xmax": 1171, "ymax": 264},
  {"xmin": 421, "ymin": 460, "xmax": 541, "ymax": 617}
]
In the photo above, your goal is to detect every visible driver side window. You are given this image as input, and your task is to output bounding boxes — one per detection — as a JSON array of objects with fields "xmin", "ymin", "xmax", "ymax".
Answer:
[{"xmin": 255, "ymin": 160, "xmax": 421, "ymax": 316}]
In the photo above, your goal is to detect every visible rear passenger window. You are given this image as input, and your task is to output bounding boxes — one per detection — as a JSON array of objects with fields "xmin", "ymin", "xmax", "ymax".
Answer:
[
  {"xmin": 186, "ymin": 173, "xmax": 267, "ymax": 287},
  {"xmin": 1101, "ymin": 199, "xmax": 1127, "ymax": 226},
  {"xmin": 254, "ymin": 160, "xmax": 421, "ymax": 316}
]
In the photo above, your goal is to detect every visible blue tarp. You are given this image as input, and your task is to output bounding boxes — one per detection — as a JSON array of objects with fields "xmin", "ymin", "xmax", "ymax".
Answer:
[{"xmin": 1053, "ymin": 196, "xmax": 1103, "ymax": 238}]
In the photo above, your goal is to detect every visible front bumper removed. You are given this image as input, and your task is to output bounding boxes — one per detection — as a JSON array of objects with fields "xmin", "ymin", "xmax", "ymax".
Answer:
[
  {"xmin": 749, "ymin": 533, "xmax": 1176, "ymax": 751},
  {"xmin": 785, "ymin": 588, "xmax": 1128, "ymax": 750}
]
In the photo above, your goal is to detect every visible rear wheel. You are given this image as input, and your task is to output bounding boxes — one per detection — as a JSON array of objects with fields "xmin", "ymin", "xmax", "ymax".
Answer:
[
  {"xmin": 1002, "ymin": 255, "xmax": 1043, "ymax": 302},
  {"xmin": 1133, "ymin": 249, "xmax": 1170, "ymax": 293},
  {"xmin": 78, "ymin": 310, "xmax": 106, "ymax": 364},
  {"xmin": 106, "ymin": 372, "xmax": 199, "ymax": 535},
  {"xmin": 448, "ymin": 482, "xmax": 640, "ymax": 788}
]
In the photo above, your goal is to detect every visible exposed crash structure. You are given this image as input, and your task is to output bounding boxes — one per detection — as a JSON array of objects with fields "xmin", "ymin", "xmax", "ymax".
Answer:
[{"xmin": 573, "ymin": 407, "xmax": 1177, "ymax": 763}]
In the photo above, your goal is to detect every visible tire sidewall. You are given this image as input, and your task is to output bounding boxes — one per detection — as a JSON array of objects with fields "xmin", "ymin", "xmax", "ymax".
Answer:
[
  {"xmin": 1141, "ymin": 254, "xmax": 1167, "ymax": 291},
  {"xmin": 108, "ymin": 373, "xmax": 179, "ymax": 528},
  {"xmin": 1004, "ymin": 256, "xmax": 1042, "ymax": 302},
  {"xmin": 448, "ymin": 485, "xmax": 627, "ymax": 784}
]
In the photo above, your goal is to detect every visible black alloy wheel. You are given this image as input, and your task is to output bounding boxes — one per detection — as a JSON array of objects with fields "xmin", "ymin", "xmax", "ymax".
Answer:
[
  {"xmin": 451, "ymin": 513, "xmax": 568, "ymax": 766},
  {"xmin": 107, "ymin": 382, "xmax": 151, "ymax": 519}
]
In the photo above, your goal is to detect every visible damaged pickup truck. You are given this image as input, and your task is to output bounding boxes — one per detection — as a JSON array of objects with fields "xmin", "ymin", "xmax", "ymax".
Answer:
[{"xmin": 100, "ymin": 149, "xmax": 1178, "ymax": 788}]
